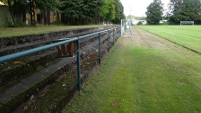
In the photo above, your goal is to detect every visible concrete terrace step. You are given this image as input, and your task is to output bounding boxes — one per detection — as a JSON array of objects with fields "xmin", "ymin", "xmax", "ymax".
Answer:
[
  {"xmin": 0, "ymin": 27, "xmax": 121, "ymax": 113},
  {"xmin": 0, "ymin": 27, "xmax": 110, "ymax": 56},
  {"xmin": 0, "ymin": 30, "xmax": 113, "ymax": 103},
  {"xmin": 0, "ymin": 39, "xmax": 55, "ymax": 56},
  {"xmin": 0, "ymin": 49, "xmax": 58, "ymax": 87},
  {"xmin": 0, "ymin": 57, "xmax": 76, "ymax": 102}
]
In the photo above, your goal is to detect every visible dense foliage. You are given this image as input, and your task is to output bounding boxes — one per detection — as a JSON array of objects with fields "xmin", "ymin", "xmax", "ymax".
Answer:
[
  {"xmin": 35, "ymin": 0, "xmax": 62, "ymax": 25},
  {"xmin": 168, "ymin": 0, "xmax": 201, "ymax": 24},
  {"xmin": 146, "ymin": 0, "xmax": 163, "ymax": 24},
  {"xmin": 5, "ymin": 0, "xmax": 28, "ymax": 26},
  {"xmin": 0, "ymin": 0, "xmax": 125, "ymax": 26},
  {"xmin": 145, "ymin": 0, "xmax": 201, "ymax": 24},
  {"xmin": 61, "ymin": 0, "xmax": 104, "ymax": 25},
  {"xmin": 112, "ymin": 0, "xmax": 125, "ymax": 24}
]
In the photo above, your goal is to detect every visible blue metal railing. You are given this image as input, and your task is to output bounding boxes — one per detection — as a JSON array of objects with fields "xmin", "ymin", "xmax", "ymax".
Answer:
[{"xmin": 0, "ymin": 26, "xmax": 121, "ymax": 91}]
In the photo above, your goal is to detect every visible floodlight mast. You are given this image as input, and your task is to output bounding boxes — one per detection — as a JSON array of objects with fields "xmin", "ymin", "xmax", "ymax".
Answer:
[{"xmin": 121, "ymin": 5, "xmax": 134, "ymax": 36}]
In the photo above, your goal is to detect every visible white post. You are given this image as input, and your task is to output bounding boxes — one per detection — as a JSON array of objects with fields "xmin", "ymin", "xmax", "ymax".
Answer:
[{"xmin": 121, "ymin": 19, "xmax": 123, "ymax": 36}]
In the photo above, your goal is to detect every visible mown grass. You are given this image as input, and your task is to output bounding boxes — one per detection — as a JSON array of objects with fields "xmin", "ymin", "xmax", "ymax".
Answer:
[
  {"xmin": 139, "ymin": 25, "xmax": 201, "ymax": 53},
  {"xmin": 62, "ymin": 35, "xmax": 201, "ymax": 113},
  {"xmin": 0, "ymin": 25, "xmax": 104, "ymax": 38}
]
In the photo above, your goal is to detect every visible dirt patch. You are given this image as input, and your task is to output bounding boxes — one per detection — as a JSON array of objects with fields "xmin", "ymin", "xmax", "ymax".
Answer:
[{"xmin": 122, "ymin": 27, "xmax": 191, "ymax": 53}]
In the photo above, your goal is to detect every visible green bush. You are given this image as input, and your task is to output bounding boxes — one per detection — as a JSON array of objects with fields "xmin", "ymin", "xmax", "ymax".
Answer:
[{"xmin": 137, "ymin": 21, "xmax": 143, "ymax": 25}]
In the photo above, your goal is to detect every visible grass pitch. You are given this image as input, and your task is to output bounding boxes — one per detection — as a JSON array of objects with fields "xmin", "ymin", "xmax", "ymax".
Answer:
[{"xmin": 139, "ymin": 25, "xmax": 201, "ymax": 53}]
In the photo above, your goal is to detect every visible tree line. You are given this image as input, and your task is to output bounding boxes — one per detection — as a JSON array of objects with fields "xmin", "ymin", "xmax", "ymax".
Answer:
[
  {"xmin": 0, "ymin": 0, "xmax": 125, "ymax": 26},
  {"xmin": 146, "ymin": 0, "xmax": 201, "ymax": 24}
]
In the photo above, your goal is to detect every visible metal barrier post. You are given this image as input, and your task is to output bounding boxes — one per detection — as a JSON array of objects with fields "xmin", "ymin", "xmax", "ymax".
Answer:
[
  {"xmin": 98, "ymin": 33, "xmax": 101, "ymax": 64},
  {"xmin": 76, "ymin": 40, "xmax": 81, "ymax": 91},
  {"xmin": 118, "ymin": 29, "xmax": 121, "ymax": 39},
  {"xmin": 113, "ymin": 29, "xmax": 115, "ymax": 46},
  {"xmin": 108, "ymin": 30, "xmax": 110, "ymax": 52},
  {"xmin": 121, "ymin": 19, "xmax": 123, "ymax": 36}
]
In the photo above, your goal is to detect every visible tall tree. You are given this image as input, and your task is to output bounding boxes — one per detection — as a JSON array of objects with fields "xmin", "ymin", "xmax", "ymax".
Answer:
[
  {"xmin": 2, "ymin": 0, "xmax": 125, "ymax": 26},
  {"xmin": 101, "ymin": 0, "xmax": 115, "ymax": 22},
  {"xmin": 35, "ymin": 0, "xmax": 61, "ymax": 25},
  {"xmin": 169, "ymin": 0, "xmax": 201, "ymax": 24},
  {"xmin": 112, "ymin": 0, "xmax": 125, "ymax": 24},
  {"xmin": 61, "ymin": 0, "xmax": 84, "ymax": 25},
  {"xmin": 5, "ymin": 0, "xmax": 28, "ymax": 26},
  {"xmin": 83, "ymin": 0, "xmax": 104, "ymax": 24},
  {"xmin": 2, "ymin": 0, "xmax": 61, "ymax": 26},
  {"xmin": 146, "ymin": 0, "xmax": 163, "ymax": 24},
  {"xmin": 0, "ymin": 0, "xmax": 7, "ymax": 4},
  {"xmin": 62, "ymin": 0, "xmax": 115, "ymax": 24}
]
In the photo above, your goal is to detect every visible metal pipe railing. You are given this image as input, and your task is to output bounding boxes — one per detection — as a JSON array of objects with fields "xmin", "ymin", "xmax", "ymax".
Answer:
[
  {"xmin": 0, "ymin": 26, "xmax": 121, "ymax": 92},
  {"xmin": 0, "ymin": 38, "xmax": 78, "ymax": 63}
]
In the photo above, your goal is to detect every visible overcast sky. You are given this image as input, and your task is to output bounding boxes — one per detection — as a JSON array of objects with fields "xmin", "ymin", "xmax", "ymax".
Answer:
[{"xmin": 121, "ymin": 0, "xmax": 170, "ymax": 17}]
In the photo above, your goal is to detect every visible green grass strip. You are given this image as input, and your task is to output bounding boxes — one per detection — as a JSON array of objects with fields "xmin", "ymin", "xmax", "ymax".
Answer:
[
  {"xmin": 139, "ymin": 25, "xmax": 201, "ymax": 53},
  {"xmin": 0, "ymin": 25, "xmax": 104, "ymax": 38},
  {"xmin": 62, "ymin": 36, "xmax": 201, "ymax": 113}
]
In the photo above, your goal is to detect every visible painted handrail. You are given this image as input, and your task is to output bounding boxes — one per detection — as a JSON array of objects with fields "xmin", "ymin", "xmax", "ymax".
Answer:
[
  {"xmin": 0, "ymin": 27, "xmax": 119, "ymax": 63},
  {"xmin": 0, "ymin": 26, "xmax": 121, "ymax": 92}
]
